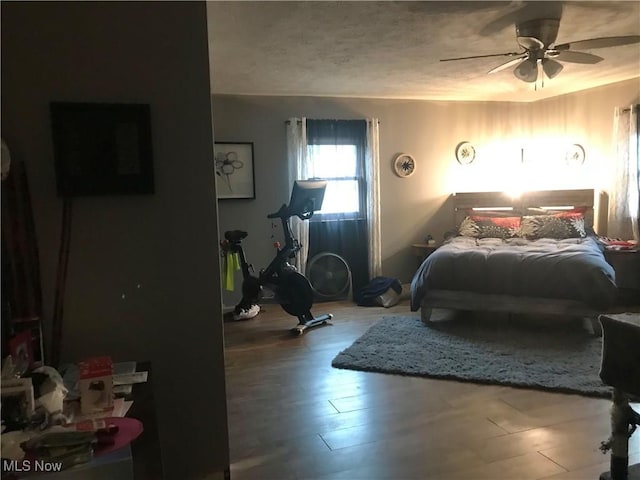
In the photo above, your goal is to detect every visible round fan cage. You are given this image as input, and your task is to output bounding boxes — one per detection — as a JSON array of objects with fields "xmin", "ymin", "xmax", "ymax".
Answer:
[{"xmin": 306, "ymin": 252, "xmax": 352, "ymax": 302}]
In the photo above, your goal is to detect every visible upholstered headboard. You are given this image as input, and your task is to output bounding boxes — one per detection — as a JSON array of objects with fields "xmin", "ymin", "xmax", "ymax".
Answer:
[{"xmin": 453, "ymin": 189, "xmax": 595, "ymax": 229}]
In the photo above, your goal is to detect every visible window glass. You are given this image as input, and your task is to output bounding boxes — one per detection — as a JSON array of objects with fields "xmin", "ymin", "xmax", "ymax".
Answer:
[
  {"xmin": 307, "ymin": 144, "xmax": 361, "ymax": 216},
  {"xmin": 320, "ymin": 180, "xmax": 360, "ymax": 214},
  {"xmin": 307, "ymin": 145, "xmax": 357, "ymax": 177}
]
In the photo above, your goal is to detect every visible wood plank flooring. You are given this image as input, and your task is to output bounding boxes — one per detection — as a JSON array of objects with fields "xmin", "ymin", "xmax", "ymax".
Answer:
[{"xmin": 223, "ymin": 300, "xmax": 639, "ymax": 479}]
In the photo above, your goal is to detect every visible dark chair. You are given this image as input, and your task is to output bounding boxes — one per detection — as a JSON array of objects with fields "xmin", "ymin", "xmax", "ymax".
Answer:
[{"xmin": 598, "ymin": 313, "xmax": 640, "ymax": 480}]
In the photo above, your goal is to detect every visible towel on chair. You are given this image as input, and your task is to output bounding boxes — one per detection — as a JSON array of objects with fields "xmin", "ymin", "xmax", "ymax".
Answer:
[{"xmin": 222, "ymin": 252, "xmax": 240, "ymax": 291}]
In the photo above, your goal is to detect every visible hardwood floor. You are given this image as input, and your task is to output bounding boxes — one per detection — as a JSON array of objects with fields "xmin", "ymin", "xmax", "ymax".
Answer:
[{"xmin": 223, "ymin": 300, "xmax": 639, "ymax": 479}]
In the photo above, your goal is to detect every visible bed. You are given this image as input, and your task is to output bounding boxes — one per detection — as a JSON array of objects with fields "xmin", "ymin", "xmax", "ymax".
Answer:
[{"xmin": 410, "ymin": 189, "xmax": 617, "ymax": 331}]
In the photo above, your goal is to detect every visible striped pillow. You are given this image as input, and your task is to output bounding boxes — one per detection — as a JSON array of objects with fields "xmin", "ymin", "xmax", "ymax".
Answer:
[{"xmin": 458, "ymin": 215, "xmax": 521, "ymax": 239}]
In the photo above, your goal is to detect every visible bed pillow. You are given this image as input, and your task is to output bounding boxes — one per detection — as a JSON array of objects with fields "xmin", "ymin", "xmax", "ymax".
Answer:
[
  {"xmin": 458, "ymin": 215, "xmax": 521, "ymax": 239},
  {"xmin": 519, "ymin": 211, "xmax": 587, "ymax": 239}
]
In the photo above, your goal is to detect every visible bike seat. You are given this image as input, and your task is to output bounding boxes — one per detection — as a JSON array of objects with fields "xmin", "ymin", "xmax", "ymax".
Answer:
[{"xmin": 225, "ymin": 230, "xmax": 248, "ymax": 242}]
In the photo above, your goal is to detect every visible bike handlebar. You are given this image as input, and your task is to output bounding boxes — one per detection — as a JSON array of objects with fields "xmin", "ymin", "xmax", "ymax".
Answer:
[
  {"xmin": 266, "ymin": 200, "xmax": 316, "ymax": 220},
  {"xmin": 267, "ymin": 204, "xmax": 288, "ymax": 219}
]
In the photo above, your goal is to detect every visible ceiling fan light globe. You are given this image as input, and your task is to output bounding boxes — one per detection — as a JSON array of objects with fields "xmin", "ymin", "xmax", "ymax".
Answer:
[
  {"xmin": 514, "ymin": 59, "xmax": 537, "ymax": 82},
  {"xmin": 542, "ymin": 58, "xmax": 563, "ymax": 79}
]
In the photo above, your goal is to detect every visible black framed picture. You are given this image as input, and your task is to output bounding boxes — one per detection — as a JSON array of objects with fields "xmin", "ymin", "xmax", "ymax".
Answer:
[
  {"xmin": 50, "ymin": 102, "xmax": 154, "ymax": 196},
  {"xmin": 214, "ymin": 142, "xmax": 255, "ymax": 199}
]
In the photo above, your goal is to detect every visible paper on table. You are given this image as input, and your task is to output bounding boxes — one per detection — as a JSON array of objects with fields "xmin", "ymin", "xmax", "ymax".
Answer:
[
  {"xmin": 113, "ymin": 371, "xmax": 148, "ymax": 386},
  {"xmin": 112, "ymin": 361, "xmax": 137, "ymax": 376},
  {"xmin": 113, "ymin": 384, "xmax": 133, "ymax": 396},
  {"xmin": 112, "ymin": 398, "xmax": 133, "ymax": 417},
  {"xmin": 72, "ymin": 397, "xmax": 134, "ymax": 421}
]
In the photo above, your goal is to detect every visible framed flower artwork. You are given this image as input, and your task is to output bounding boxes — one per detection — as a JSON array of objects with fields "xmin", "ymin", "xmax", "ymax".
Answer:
[{"xmin": 214, "ymin": 142, "xmax": 255, "ymax": 199}]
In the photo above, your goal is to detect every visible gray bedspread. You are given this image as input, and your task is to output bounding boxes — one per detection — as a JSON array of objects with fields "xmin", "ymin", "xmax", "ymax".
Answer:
[{"xmin": 410, "ymin": 236, "xmax": 617, "ymax": 311}]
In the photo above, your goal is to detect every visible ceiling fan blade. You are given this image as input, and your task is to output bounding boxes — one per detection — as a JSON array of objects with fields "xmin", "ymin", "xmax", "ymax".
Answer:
[
  {"xmin": 555, "ymin": 50, "xmax": 604, "ymax": 64},
  {"xmin": 514, "ymin": 58, "xmax": 538, "ymax": 83},
  {"xmin": 555, "ymin": 35, "xmax": 640, "ymax": 51},
  {"xmin": 440, "ymin": 51, "xmax": 523, "ymax": 62},
  {"xmin": 488, "ymin": 56, "xmax": 527, "ymax": 74},
  {"xmin": 542, "ymin": 58, "xmax": 563, "ymax": 79},
  {"xmin": 517, "ymin": 36, "xmax": 545, "ymax": 50}
]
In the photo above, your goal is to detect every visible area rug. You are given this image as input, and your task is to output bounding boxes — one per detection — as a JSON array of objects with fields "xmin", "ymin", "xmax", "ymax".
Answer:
[{"xmin": 332, "ymin": 315, "xmax": 610, "ymax": 398}]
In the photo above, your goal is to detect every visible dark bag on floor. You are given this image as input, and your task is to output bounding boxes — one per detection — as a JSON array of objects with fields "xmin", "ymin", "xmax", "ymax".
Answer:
[{"xmin": 355, "ymin": 276, "xmax": 402, "ymax": 307}]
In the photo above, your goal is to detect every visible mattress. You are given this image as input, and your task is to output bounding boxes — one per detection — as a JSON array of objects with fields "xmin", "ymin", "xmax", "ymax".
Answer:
[{"xmin": 410, "ymin": 236, "xmax": 617, "ymax": 311}]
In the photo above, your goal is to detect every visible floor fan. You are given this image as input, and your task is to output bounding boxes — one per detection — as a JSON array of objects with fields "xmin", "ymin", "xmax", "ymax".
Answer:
[{"xmin": 306, "ymin": 252, "xmax": 352, "ymax": 302}]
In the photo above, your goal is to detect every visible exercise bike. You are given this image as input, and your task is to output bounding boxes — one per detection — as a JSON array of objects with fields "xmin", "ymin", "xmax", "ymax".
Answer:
[{"xmin": 222, "ymin": 180, "xmax": 333, "ymax": 336}]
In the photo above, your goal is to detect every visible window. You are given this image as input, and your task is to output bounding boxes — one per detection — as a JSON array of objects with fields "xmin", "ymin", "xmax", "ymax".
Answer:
[
  {"xmin": 306, "ymin": 144, "xmax": 361, "ymax": 216},
  {"xmin": 306, "ymin": 119, "xmax": 366, "ymax": 220}
]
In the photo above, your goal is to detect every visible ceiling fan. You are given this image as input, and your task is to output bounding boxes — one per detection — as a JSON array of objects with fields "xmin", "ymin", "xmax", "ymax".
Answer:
[{"xmin": 441, "ymin": 18, "xmax": 640, "ymax": 84}]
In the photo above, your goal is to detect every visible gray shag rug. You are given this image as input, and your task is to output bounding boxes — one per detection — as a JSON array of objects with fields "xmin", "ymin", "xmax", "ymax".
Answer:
[{"xmin": 332, "ymin": 314, "xmax": 609, "ymax": 398}]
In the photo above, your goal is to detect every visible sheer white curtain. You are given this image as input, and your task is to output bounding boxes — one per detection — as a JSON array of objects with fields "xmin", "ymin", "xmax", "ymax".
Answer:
[
  {"xmin": 286, "ymin": 117, "xmax": 310, "ymax": 273},
  {"xmin": 365, "ymin": 118, "xmax": 382, "ymax": 278},
  {"xmin": 608, "ymin": 105, "xmax": 639, "ymax": 241}
]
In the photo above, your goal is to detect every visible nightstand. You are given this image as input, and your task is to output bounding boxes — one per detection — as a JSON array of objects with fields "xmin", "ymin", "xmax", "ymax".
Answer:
[
  {"xmin": 604, "ymin": 248, "xmax": 640, "ymax": 305},
  {"xmin": 411, "ymin": 243, "xmax": 439, "ymax": 262}
]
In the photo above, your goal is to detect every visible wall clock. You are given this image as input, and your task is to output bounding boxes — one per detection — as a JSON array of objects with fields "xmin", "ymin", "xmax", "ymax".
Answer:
[
  {"xmin": 565, "ymin": 143, "xmax": 585, "ymax": 166},
  {"xmin": 455, "ymin": 141, "xmax": 476, "ymax": 165},
  {"xmin": 393, "ymin": 153, "xmax": 416, "ymax": 178}
]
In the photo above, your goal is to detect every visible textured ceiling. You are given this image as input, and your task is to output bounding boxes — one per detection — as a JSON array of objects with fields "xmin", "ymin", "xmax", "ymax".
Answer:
[{"xmin": 206, "ymin": 1, "xmax": 640, "ymax": 102}]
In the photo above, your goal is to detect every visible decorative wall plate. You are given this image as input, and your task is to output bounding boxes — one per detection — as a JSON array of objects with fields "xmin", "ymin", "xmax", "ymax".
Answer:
[
  {"xmin": 455, "ymin": 141, "xmax": 476, "ymax": 165},
  {"xmin": 565, "ymin": 143, "xmax": 585, "ymax": 166},
  {"xmin": 393, "ymin": 153, "xmax": 416, "ymax": 177}
]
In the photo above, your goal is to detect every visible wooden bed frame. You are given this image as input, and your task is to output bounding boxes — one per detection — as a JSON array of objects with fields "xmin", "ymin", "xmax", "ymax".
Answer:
[{"xmin": 420, "ymin": 188, "xmax": 603, "ymax": 333}]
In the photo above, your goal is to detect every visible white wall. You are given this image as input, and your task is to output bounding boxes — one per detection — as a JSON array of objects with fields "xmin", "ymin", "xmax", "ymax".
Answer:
[
  {"xmin": 1, "ymin": 2, "xmax": 229, "ymax": 478},
  {"xmin": 213, "ymin": 78, "xmax": 639, "ymax": 291},
  {"xmin": 531, "ymin": 79, "xmax": 640, "ymax": 233}
]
